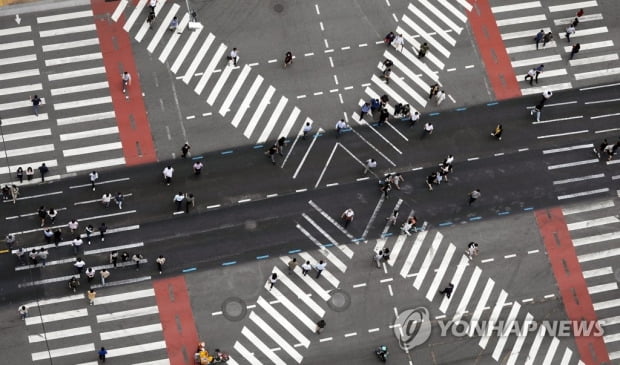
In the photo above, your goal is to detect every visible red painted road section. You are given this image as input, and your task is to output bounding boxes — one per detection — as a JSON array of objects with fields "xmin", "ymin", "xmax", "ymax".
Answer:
[
  {"xmin": 91, "ymin": 0, "xmax": 157, "ymax": 165},
  {"xmin": 535, "ymin": 208, "xmax": 609, "ymax": 365},
  {"xmin": 154, "ymin": 276, "xmax": 200, "ymax": 365},
  {"xmin": 467, "ymin": 0, "xmax": 521, "ymax": 100}
]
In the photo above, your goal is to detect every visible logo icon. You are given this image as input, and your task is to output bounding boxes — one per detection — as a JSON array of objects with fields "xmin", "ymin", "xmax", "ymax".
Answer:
[{"xmin": 393, "ymin": 307, "xmax": 432, "ymax": 350}]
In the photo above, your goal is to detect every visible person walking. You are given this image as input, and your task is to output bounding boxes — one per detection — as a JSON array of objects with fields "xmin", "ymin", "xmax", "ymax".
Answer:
[
  {"xmin": 341, "ymin": 208, "xmax": 354, "ymax": 228},
  {"xmin": 301, "ymin": 260, "xmax": 312, "ymax": 276},
  {"xmin": 98, "ymin": 347, "xmax": 107, "ymax": 362},
  {"xmin": 363, "ymin": 158, "xmax": 377, "ymax": 175},
  {"xmin": 335, "ymin": 119, "xmax": 347, "ymax": 138},
  {"xmin": 228, "ymin": 48, "xmax": 239, "ymax": 66},
  {"xmin": 185, "ymin": 193, "xmax": 195, "ymax": 213},
  {"xmin": 173, "ymin": 192, "xmax": 185, "ymax": 211},
  {"xmin": 384, "ymin": 31, "xmax": 395, "ymax": 46},
  {"xmin": 30, "ymin": 95, "xmax": 42, "ymax": 116},
  {"xmin": 382, "ymin": 247, "xmax": 391, "ymax": 262},
  {"xmin": 393, "ymin": 33, "xmax": 404, "ymax": 52},
  {"xmin": 146, "ymin": 10, "xmax": 156, "ymax": 29},
  {"xmin": 88, "ymin": 289, "xmax": 97, "ymax": 306},
  {"xmin": 315, "ymin": 319, "xmax": 326, "ymax": 334},
  {"xmin": 15, "ymin": 248, "xmax": 27, "ymax": 266},
  {"xmin": 435, "ymin": 90, "xmax": 446, "ymax": 105},
  {"xmin": 85, "ymin": 224, "xmax": 94, "ymax": 244},
  {"xmin": 162, "ymin": 165, "xmax": 174, "ymax": 186},
  {"xmin": 524, "ymin": 68, "xmax": 536, "ymax": 85},
  {"xmin": 534, "ymin": 29, "xmax": 544, "ymax": 50},
  {"xmin": 53, "ymin": 228, "xmax": 62, "ymax": 246},
  {"xmin": 110, "ymin": 251, "xmax": 118, "ymax": 268},
  {"xmin": 193, "ymin": 161, "xmax": 204, "ymax": 175},
  {"xmin": 43, "ymin": 228, "xmax": 53, "ymax": 244},
  {"xmin": 380, "ymin": 181, "xmax": 391, "ymax": 199},
  {"xmin": 276, "ymin": 136, "xmax": 287, "ymax": 156},
  {"xmin": 68, "ymin": 219, "xmax": 79, "ymax": 233},
  {"xmin": 18, "ymin": 305, "xmax": 28, "ymax": 320},
  {"xmin": 314, "ymin": 260, "xmax": 327, "ymax": 278},
  {"xmin": 491, "ymin": 124, "xmax": 503, "ymax": 140},
  {"xmin": 542, "ymin": 32, "xmax": 553, "ymax": 47},
  {"xmin": 570, "ymin": 43, "xmax": 581, "ymax": 60},
  {"xmin": 156, "ymin": 255, "xmax": 166, "ymax": 274},
  {"xmin": 148, "ymin": 0, "xmax": 156, "ymax": 11},
  {"xmin": 181, "ymin": 143, "xmax": 191, "ymax": 158},
  {"xmin": 374, "ymin": 250, "xmax": 383, "ymax": 268},
  {"xmin": 386, "ymin": 209, "xmax": 399, "ymax": 226},
  {"xmin": 72, "ymin": 236, "xmax": 84, "ymax": 255},
  {"xmin": 429, "ymin": 84, "xmax": 439, "ymax": 99},
  {"xmin": 302, "ymin": 122, "xmax": 312, "ymax": 140},
  {"xmin": 422, "ymin": 122, "xmax": 434, "ymax": 137},
  {"xmin": 268, "ymin": 273, "xmax": 278, "ymax": 290},
  {"xmin": 38, "ymin": 205, "xmax": 47, "ymax": 227},
  {"xmin": 26, "ymin": 166, "xmax": 34, "ymax": 181},
  {"xmin": 382, "ymin": 68, "xmax": 391, "ymax": 84},
  {"xmin": 266, "ymin": 144, "xmax": 278, "ymax": 165},
  {"xmin": 37, "ymin": 248, "xmax": 48, "ymax": 266},
  {"xmin": 287, "ymin": 258, "xmax": 298, "ymax": 274},
  {"xmin": 38, "ymin": 163, "xmax": 48, "ymax": 182},
  {"xmin": 576, "ymin": 8, "xmax": 584, "ymax": 17},
  {"xmin": 468, "ymin": 189, "xmax": 481, "ymax": 206},
  {"xmin": 360, "ymin": 102, "xmax": 371, "ymax": 120},
  {"xmin": 100, "ymin": 269, "xmax": 110, "ymax": 286},
  {"xmin": 89, "ymin": 171, "xmax": 99, "ymax": 191},
  {"xmin": 133, "ymin": 253, "xmax": 143, "ymax": 270},
  {"xmin": 534, "ymin": 64, "xmax": 544, "ymax": 84},
  {"xmin": 29, "ymin": 249, "xmax": 39, "ymax": 266},
  {"xmin": 99, "ymin": 222, "xmax": 107, "ymax": 242},
  {"xmin": 168, "ymin": 16, "xmax": 178, "ymax": 31},
  {"xmin": 85, "ymin": 267, "xmax": 96, "ymax": 283},
  {"xmin": 417, "ymin": 42, "xmax": 429, "ymax": 59},
  {"xmin": 466, "ymin": 242, "xmax": 479, "ymax": 260},
  {"xmin": 439, "ymin": 283, "xmax": 454, "ymax": 298},
  {"xmin": 565, "ymin": 25, "xmax": 575, "ymax": 42},
  {"xmin": 16, "ymin": 167, "xmax": 24, "ymax": 183},
  {"xmin": 409, "ymin": 111, "xmax": 420, "ymax": 127},
  {"xmin": 114, "ymin": 192, "xmax": 124, "ymax": 209},
  {"xmin": 101, "ymin": 192, "xmax": 112, "ymax": 207},
  {"xmin": 571, "ymin": 17, "xmax": 579, "ymax": 28},
  {"xmin": 74, "ymin": 257, "xmax": 86, "ymax": 273}
]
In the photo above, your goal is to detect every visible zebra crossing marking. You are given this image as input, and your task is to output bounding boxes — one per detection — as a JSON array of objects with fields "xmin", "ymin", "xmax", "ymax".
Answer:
[
  {"xmin": 249, "ymin": 312, "xmax": 304, "ymax": 363},
  {"xmin": 146, "ymin": 4, "xmax": 180, "ymax": 53},
  {"xmin": 182, "ymin": 32, "xmax": 215, "ymax": 84},
  {"xmin": 413, "ymin": 232, "xmax": 443, "ymax": 290},
  {"xmin": 506, "ymin": 313, "xmax": 535, "ymax": 365},
  {"xmin": 194, "ymin": 43, "xmax": 228, "ymax": 95},
  {"xmin": 231, "ymin": 75, "xmax": 263, "ymax": 128},
  {"xmin": 158, "ymin": 13, "xmax": 190, "ymax": 62},
  {"xmin": 479, "ymin": 289, "xmax": 508, "ymax": 349},
  {"xmin": 256, "ymin": 296, "xmax": 311, "ymax": 348},
  {"xmin": 29, "ymin": 325, "xmax": 92, "ymax": 343},
  {"xmin": 524, "ymin": 325, "xmax": 546, "ymax": 365},
  {"xmin": 492, "ymin": 301, "xmax": 522, "ymax": 360},
  {"xmin": 32, "ymin": 343, "xmax": 95, "ymax": 361},
  {"xmin": 425, "ymin": 243, "xmax": 456, "ymax": 301}
]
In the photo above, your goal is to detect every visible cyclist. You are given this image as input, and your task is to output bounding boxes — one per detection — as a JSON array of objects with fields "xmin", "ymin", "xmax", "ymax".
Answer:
[{"xmin": 121, "ymin": 72, "xmax": 132, "ymax": 95}]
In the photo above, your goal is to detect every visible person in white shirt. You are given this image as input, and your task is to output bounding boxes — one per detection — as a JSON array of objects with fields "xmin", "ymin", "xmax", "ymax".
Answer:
[
  {"xmin": 335, "ymin": 119, "xmax": 347, "ymax": 138},
  {"xmin": 193, "ymin": 161, "xmax": 204, "ymax": 175},
  {"xmin": 423, "ymin": 122, "xmax": 434, "ymax": 136},
  {"xmin": 89, "ymin": 171, "xmax": 99, "ymax": 191},
  {"xmin": 301, "ymin": 261, "xmax": 312, "ymax": 276},
  {"xmin": 173, "ymin": 192, "xmax": 185, "ymax": 211},
  {"xmin": 228, "ymin": 48, "xmax": 239, "ymax": 66},
  {"xmin": 121, "ymin": 72, "xmax": 131, "ymax": 94},
  {"xmin": 163, "ymin": 166, "xmax": 174, "ymax": 186},
  {"xmin": 393, "ymin": 34, "xmax": 404, "ymax": 51},
  {"xmin": 101, "ymin": 193, "xmax": 112, "ymax": 207},
  {"xmin": 156, "ymin": 255, "xmax": 166, "ymax": 274},
  {"xmin": 85, "ymin": 267, "xmax": 96, "ymax": 283},
  {"xmin": 302, "ymin": 122, "xmax": 312, "ymax": 140},
  {"xmin": 72, "ymin": 237, "xmax": 84, "ymax": 255},
  {"xmin": 268, "ymin": 273, "xmax": 278, "ymax": 290},
  {"xmin": 341, "ymin": 208, "xmax": 354, "ymax": 228},
  {"xmin": 363, "ymin": 158, "xmax": 377, "ymax": 175},
  {"xmin": 74, "ymin": 257, "xmax": 86, "ymax": 273},
  {"xmin": 314, "ymin": 260, "xmax": 327, "ymax": 278},
  {"xmin": 68, "ymin": 219, "xmax": 79, "ymax": 233}
]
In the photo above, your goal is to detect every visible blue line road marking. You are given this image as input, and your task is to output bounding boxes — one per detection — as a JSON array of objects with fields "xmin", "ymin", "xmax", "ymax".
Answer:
[
  {"xmin": 182, "ymin": 267, "xmax": 197, "ymax": 273},
  {"xmin": 222, "ymin": 261, "xmax": 237, "ymax": 266},
  {"xmin": 220, "ymin": 150, "xmax": 234, "ymax": 155},
  {"xmin": 256, "ymin": 255, "xmax": 269, "ymax": 260}
]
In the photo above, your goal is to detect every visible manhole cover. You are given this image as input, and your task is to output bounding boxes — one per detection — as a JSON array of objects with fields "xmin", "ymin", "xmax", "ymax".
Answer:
[
  {"xmin": 221, "ymin": 297, "xmax": 248, "ymax": 321},
  {"xmin": 327, "ymin": 289, "xmax": 351, "ymax": 312},
  {"xmin": 274, "ymin": 4, "xmax": 284, "ymax": 13}
]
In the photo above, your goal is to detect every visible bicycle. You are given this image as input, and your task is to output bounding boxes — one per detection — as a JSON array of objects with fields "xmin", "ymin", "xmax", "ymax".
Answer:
[{"xmin": 121, "ymin": 72, "xmax": 131, "ymax": 98}]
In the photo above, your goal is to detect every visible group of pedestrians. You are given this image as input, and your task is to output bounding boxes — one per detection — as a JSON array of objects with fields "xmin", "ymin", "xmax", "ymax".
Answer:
[
  {"xmin": 265, "ymin": 137, "xmax": 287, "ymax": 165},
  {"xmin": 425, "ymin": 155, "xmax": 454, "ymax": 191}
]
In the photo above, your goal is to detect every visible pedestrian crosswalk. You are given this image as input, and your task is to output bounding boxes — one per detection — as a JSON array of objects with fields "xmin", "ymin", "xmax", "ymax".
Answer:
[
  {"xmin": 110, "ymin": 0, "xmax": 311, "ymax": 146},
  {"xmin": 22, "ymin": 287, "xmax": 169, "ymax": 364},
  {"xmin": 0, "ymin": 6, "xmax": 127, "ymax": 183},
  {"xmin": 225, "ymin": 199, "xmax": 583, "ymax": 364},
  {"xmin": 562, "ymin": 198, "xmax": 620, "ymax": 361},
  {"xmin": 491, "ymin": 0, "xmax": 620, "ymax": 95}
]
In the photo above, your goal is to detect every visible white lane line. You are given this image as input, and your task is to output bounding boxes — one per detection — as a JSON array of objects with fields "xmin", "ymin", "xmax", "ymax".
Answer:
[
  {"xmin": 207, "ymin": 58, "xmax": 234, "ymax": 106},
  {"xmin": 532, "ymin": 115, "xmax": 583, "ymax": 124},
  {"xmin": 32, "ymin": 344, "xmax": 95, "ymax": 361},
  {"xmin": 548, "ymin": 159, "xmax": 598, "ymax": 169},
  {"xmin": 158, "ymin": 13, "xmax": 189, "ymax": 63},
  {"xmin": 241, "ymin": 327, "xmax": 286, "ymax": 365},
  {"xmin": 549, "ymin": 1, "xmax": 598, "ymax": 12},
  {"xmin": 48, "ymin": 66, "xmax": 106, "ymax": 81},
  {"xmin": 492, "ymin": 1, "xmax": 541, "ymax": 12},
  {"xmin": 194, "ymin": 43, "xmax": 228, "ymax": 95},
  {"xmin": 400, "ymin": 231, "xmax": 428, "ymax": 278},
  {"xmin": 26, "ymin": 308, "xmax": 88, "ymax": 325},
  {"xmin": 471, "ymin": 278, "xmax": 495, "ymax": 338},
  {"xmin": 493, "ymin": 303, "xmax": 523, "ymax": 361},
  {"xmin": 558, "ymin": 188, "xmax": 610, "ymax": 200},
  {"xmin": 147, "ymin": 3, "xmax": 180, "ymax": 54},
  {"xmin": 243, "ymin": 85, "xmax": 276, "ymax": 139},
  {"xmin": 512, "ymin": 55, "xmax": 562, "ymax": 68},
  {"xmin": 29, "ymin": 325, "xmax": 92, "ymax": 343},
  {"xmin": 553, "ymin": 173, "xmax": 605, "ymax": 185},
  {"xmin": 479, "ymin": 290, "xmax": 508, "ymax": 349},
  {"xmin": 45, "ymin": 52, "xmax": 101, "ymax": 66},
  {"xmin": 231, "ymin": 75, "xmax": 263, "ymax": 128},
  {"xmin": 54, "ymin": 96, "xmax": 111, "ymax": 110},
  {"xmin": 42, "ymin": 38, "xmax": 99, "ymax": 52},
  {"xmin": 182, "ymin": 32, "xmax": 215, "ymax": 84},
  {"xmin": 574, "ymin": 232, "xmax": 620, "ymax": 247},
  {"xmin": 100, "ymin": 323, "xmax": 162, "ymax": 340},
  {"xmin": 452, "ymin": 267, "xmax": 482, "ymax": 323},
  {"xmin": 497, "ymin": 14, "xmax": 546, "ymax": 26},
  {"xmin": 219, "ymin": 64, "xmax": 252, "ymax": 117},
  {"xmin": 542, "ymin": 144, "xmax": 592, "ymax": 154},
  {"xmin": 50, "ymin": 81, "xmax": 108, "ymax": 96},
  {"xmin": 249, "ymin": 312, "xmax": 303, "ymax": 362},
  {"xmin": 578, "ymin": 248, "xmax": 620, "ymax": 263},
  {"xmin": 567, "ymin": 216, "xmax": 619, "ymax": 230},
  {"xmin": 575, "ymin": 68, "xmax": 620, "ymax": 81},
  {"xmin": 39, "ymin": 24, "xmax": 95, "ymax": 37},
  {"xmin": 170, "ymin": 25, "xmax": 202, "ymax": 74},
  {"xmin": 96, "ymin": 306, "xmax": 158, "ymax": 323},
  {"xmin": 426, "ymin": 244, "xmax": 456, "ymax": 301},
  {"xmin": 63, "ymin": 142, "xmax": 122, "ymax": 157},
  {"xmin": 407, "ymin": 3, "xmax": 456, "ymax": 46},
  {"xmin": 594, "ymin": 299, "xmax": 620, "ymax": 311},
  {"xmin": 95, "ymin": 288, "xmax": 154, "ymax": 305},
  {"xmin": 562, "ymin": 200, "xmax": 614, "ymax": 215},
  {"xmin": 257, "ymin": 296, "xmax": 310, "ymax": 348},
  {"xmin": 538, "ymin": 130, "xmax": 589, "ymax": 139},
  {"xmin": 106, "ymin": 341, "xmax": 166, "ymax": 358},
  {"xmin": 506, "ymin": 313, "xmax": 534, "ymax": 365},
  {"xmin": 301, "ymin": 214, "xmax": 354, "ymax": 258},
  {"xmin": 542, "ymin": 337, "xmax": 560, "ymax": 365},
  {"xmin": 570, "ymin": 54, "xmax": 617, "ymax": 67},
  {"xmin": 588, "ymin": 282, "xmax": 618, "ymax": 295},
  {"xmin": 414, "ymin": 232, "xmax": 444, "ymax": 290},
  {"xmin": 419, "ymin": 0, "xmax": 462, "ymax": 33},
  {"xmin": 0, "ymin": 40, "xmax": 34, "ymax": 51},
  {"xmin": 583, "ymin": 267, "xmax": 613, "ymax": 279}
]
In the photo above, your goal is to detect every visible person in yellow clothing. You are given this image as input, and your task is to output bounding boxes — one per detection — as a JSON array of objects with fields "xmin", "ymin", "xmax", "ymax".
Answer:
[{"xmin": 87, "ymin": 289, "xmax": 96, "ymax": 306}]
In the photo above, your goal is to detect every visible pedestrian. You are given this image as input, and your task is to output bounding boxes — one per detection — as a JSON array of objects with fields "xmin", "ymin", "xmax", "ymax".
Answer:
[
  {"xmin": 18, "ymin": 305, "xmax": 28, "ymax": 320},
  {"xmin": 565, "ymin": 25, "xmax": 575, "ymax": 42},
  {"xmin": 37, "ymin": 248, "xmax": 48, "ymax": 266},
  {"xmin": 37, "ymin": 205, "xmax": 47, "ymax": 226},
  {"xmin": 382, "ymin": 247, "xmax": 391, "ymax": 262},
  {"xmin": 114, "ymin": 192, "xmax": 123, "ymax": 209},
  {"xmin": 146, "ymin": 10, "xmax": 155, "ymax": 29},
  {"xmin": 98, "ymin": 346, "xmax": 107, "ymax": 362},
  {"xmin": 571, "ymin": 17, "xmax": 579, "ymax": 28},
  {"xmin": 185, "ymin": 193, "xmax": 195, "ymax": 213},
  {"xmin": 133, "ymin": 253, "xmax": 143, "ymax": 270},
  {"xmin": 169, "ymin": 16, "xmax": 178, "ymax": 31},
  {"xmin": 382, "ymin": 68, "xmax": 391, "ymax": 84},
  {"xmin": 47, "ymin": 208, "xmax": 58, "ymax": 224},
  {"xmin": 409, "ymin": 111, "xmax": 420, "ymax": 127},
  {"xmin": 468, "ymin": 189, "xmax": 481, "ymax": 206},
  {"xmin": 539, "ymin": 90, "xmax": 552, "ymax": 106},
  {"xmin": 422, "ymin": 122, "xmax": 434, "ymax": 137},
  {"xmin": 74, "ymin": 257, "xmax": 86, "ymax": 273},
  {"xmin": 283, "ymin": 51, "xmax": 294, "ymax": 68},
  {"xmin": 466, "ymin": 242, "xmax": 479, "ymax": 260},
  {"xmin": 401, "ymin": 216, "xmax": 416, "ymax": 235},
  {"xmin": 43, "ymin": 228, "xmax": 53, "ymax": 244},
  {"xmin": 435, "ymin": 90, "xmax": 446, "ymax": 105},
  {"xmin": 341, "ymin": 208, "xmax": 354, "ymax": 228},
  {"xmin": 89, "ymin": 171, "xmax": 99, "ymax": 191},
  {"xmin": 193, "ymin": 161, "xmax": 204, "ymax": 175},
  {"xmin": 444, "ymin": 155, "xmax": 454, "ymax": 166},
  {"xmin": 382, "ymin": 59, "xmax": 393, "ymax": 70},
  {"xmin": 26, "ymin": 166, "xmax": 34, "ymax": 181},
  {"xmin": 534, "ymin": 29, "xmax": 544, "ymax": 50},
  {"xmin": 381, "ymin": 181, "xmax": 391, "ymax": 199},
  {"xmin": 163, "ymin": 165, "xmax": 174, "ymax": 185},
  {"xmin": 181, "ymin": 142, "xmax": 191, "ymax": 158},
  {"xmin": 542, "ymin": 32, "xmax": 553, "ymax": 47},
  {"xmin": 228, "ymin": 48, "xmax": 239, "ymax": 66},
  {"xmin": 606, "ymin": 141, "xmax": 620, "ymax": 161},
  {"xmin": 426, "ymin": 172, "xmax": 437, "ymax": 191},
  {"xmin": 576, "ymin": 8, "xmax": 584, "ymax": 17},
  {"xmin": 417, "ymin": 42, "xmax": 429, "ymax": 59},
  {"xmin": 335, "ymin": 119, "xmax": 347, "ymax": 138},
  {"xmin": 363, "ymin": 158, "xmax": 377, "ymax": 175},
  {"xmin": 85, "ymin": 224, "xmax": 94, "ymax": 244},
  {"xmin": 173, "ymin": 192, "xmax": 185, "ymax": 211},
  {"xmin": 302, "ymin": 122, "xmax": 312, "ymax": 140},
  {"xmin": 16, "ymin": 167, "xmax": 24, "ymax": 183},
  {"xmin": 53, "ymin": 228, "xmax": 62, "ymax": 246},
  {"xmin": 439, "ymin": 283, "xmax": 454, "ymax": 298},
  {"xmin": 491, "ymin": 124, "xmax": 503, "ymax": 140},
  {"xmin": 71, "ymin": 237, "xmax": 84, "ymax": 256},
  {"xmin": 370, "ymin": 98, "xmax": 382, "ymax": 112},
  {"xmin": 384, "ymin": 31, "xmax": 395, "ymax": 46},
  {"xmin": 374, "ymin": 250, "xmax": 383, "ymax": 268},
  {"xmin": 301, "ymin": 260, "xmax": 312, "ymax": 276},
  {"xmin": 393, "ymin": 33, "xmax": 404, "ymax": 52},
  {"xmin": 524, "ymin": 68, "xmax": 536, "ymax": 85},
  {"xmin": 429, "ymin": 84, "xmax": 439, "ymax": 99},
  {"xmin": 110, "ymin": 251, "xmax": 118, "ymax": 268},
  {"xmin": 287, "ymin": 258, "xmax": 298, "ymax": 274},
  {"xmin": 121, "ymin": 251, "xmax": 129, "ymax": 262},
  {"xmin": 314, "ymin": 260, "xmax": 326, "ymax": 278},
  {"xmin": 101, "ymin": 192, "xmax": 112, "ymax": 207},
  {"xmin": 570, "ymin": 43, "xmax": 580, "ymax": 60},
  {"xmin": 69, "ymin": 276, "xmax": 80, "ymax": 292},
  {"xmin": 38, "ymin": 163, "xmax": 48, "ymax": 182},
  {"xmin": 156, "ymin": 255, "xmax": 166, "ymax": 274},
  {"xmin": 68, "ymin": 218, "xmax": 79, "ymax": 233},
  {"xmin": 29, "ymin": 249, "xmax": 38, "ymax": 266},
  {"xmin": 316, "ymin": 319, "xmax": 326, "ymax": 334},
  {"xmin": 9, "ymin": 184, "xmax": 18, "ymax": 204},
  {"xmin": 148, "ymin": 0, "xmax": 156, "ymax": 11},
  {"xmin": 268, "ymin": 273, "xmax": 278, "ymax": 290},
  {"xmin": 85, "ymin": 267, "xmax": 95, "ymax": 283},
  {"xmin": 15, "ymin": 248, "xmax": 26, "ymax": 265},
  {"xmin": 360, "ymin": 102, "xmax": 371, "ymax": 121},
  {"xmin": 30, "ymin": 94, "xmax": 42, "ymax": 116},
  {"xmin": 100, "ymin": 269, "xmax": 110, "ymax": 286},
  {"xmin": 88, "ymin": 289, "xmax": 96, "ymax": 306},
  {"xmin": 386, "ymin": 209, "xmax": 399, "ymax": 226},
  {"xmin": 534, "ymin": 64, "xmax": 544, "ymax": 83},
  {"xmin": 266, "ymin": 144, "xmax": 278, "ymax": 165},
  {"xmin": 99, "ymin": 222, "xmax": 107, "ymax": 242},
  {"xmin": 276, "ymin": 136, "xmax": 286, "ymax": 156}
]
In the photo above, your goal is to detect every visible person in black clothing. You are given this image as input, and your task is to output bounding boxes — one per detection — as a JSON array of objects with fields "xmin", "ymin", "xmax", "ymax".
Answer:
[{"xmin": 439, "ymin": 283, "xmax": 454, "ymax": 298}]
